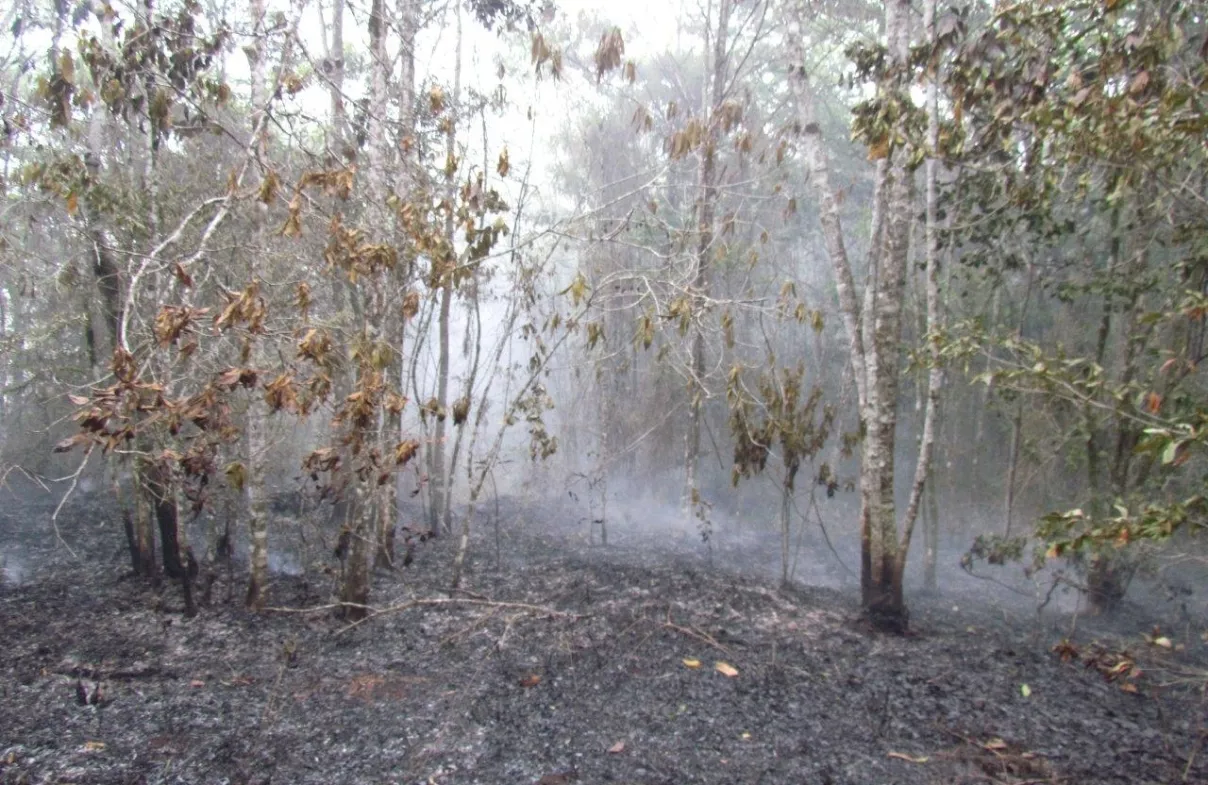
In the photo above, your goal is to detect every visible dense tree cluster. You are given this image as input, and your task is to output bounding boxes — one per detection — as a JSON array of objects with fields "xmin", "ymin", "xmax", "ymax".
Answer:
[{"xmin": 1, "ymin": 0, "xmax": 1205, "ymax": 629}]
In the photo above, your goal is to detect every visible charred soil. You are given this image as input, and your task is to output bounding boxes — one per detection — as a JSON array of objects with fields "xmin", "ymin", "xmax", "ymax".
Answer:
[{"xmin": 1, "ymin": 489, "xmax": 1206, "ymax": 785}]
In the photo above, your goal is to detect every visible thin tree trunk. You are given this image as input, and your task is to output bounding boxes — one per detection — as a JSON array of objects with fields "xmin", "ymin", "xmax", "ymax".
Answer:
[
  {"xmin": 243, "ymin": 405, "xmax": 270, "ymax": 608},
  {"xmin": 376, "ymin": 0, "xmax": 420, "ymax": 558},
  {"xmin": 897, "ymin": 0, "xmax": 945, "ymax": 577},
  {"xmin": 132, "ymin": 458, "xmax": 158, "ymax": 581},
  {"xmin": 971, "ymin": 286, "xmax": 1000, "ymax": 470},
  {"xmin": 429, "ymin": 4, "xmax": 462, "ymax": 536},
  {"xmin": 339, "ymin": 491, "xmax": 370, "ymax": 618},
  {"xmin": 922, "ymin": 467, "xmax": 939, "ymax": 593},
  {"xmin": 243, "ymin": 0, "xmax": 271, "ymax": 609},
  {"xmin": 324, "ymin": 0, "xmax": 347, "ymax": 153},
  {"xmin": 170, "ymin": 467, "xmax": 196, "ymax": 616},
  {"xmin": 787, "ymin": 8, "xmax": 866, "ymax": 412},
  {"xmin": 1003, "ymin": 403, "xmax": 1023, "ymax": 536},
  {"xmin": 685, "ymin": 0, "xmax": 730, "ymax": 527},
  {"xmin": 780, "ymin": 464, "xmax": 798, "ymax": 587}
]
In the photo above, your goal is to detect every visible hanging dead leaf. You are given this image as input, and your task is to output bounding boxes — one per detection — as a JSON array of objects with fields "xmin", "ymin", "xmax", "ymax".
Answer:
[
  {"xmin": 258, "ymin": 169, "xmax": 280, "ymax": 204},
  {"xmin": 429, "ymin": 86, "xmax": 445, "ymax": 113},
  {"xmin": 225, "ymin": 461, "xmax": 247, "ymax": 491},
  {"xmin": 867, "ymin": 138, "xmax": 890, "ymax": 160},
  {"xmin": 172, "ymin": 262, "xmax": 194, "ymax": 288},
  {"xmin": 394, "ymin": 440, "xmax": 419, "ymax": 466},
  {"xmin": 451, "ymin": 397, "xmax": 470, "ymax": 425},
  {"xmin": 594, "ymin": 27, "xmax": 625, "ymax": 82},
  {"xmin": 714, "ymin": 661, "xmax": 738, "ymax": 678},
  {"xmin": 401, "ymin": 290, "xmax": 420, "ymax": 321}
]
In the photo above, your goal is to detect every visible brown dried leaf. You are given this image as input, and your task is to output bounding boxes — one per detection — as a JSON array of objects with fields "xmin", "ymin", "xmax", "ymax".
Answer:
[
  {"xmin": 53, "ymin": 434, "xmax": 86, "ymax": 453},
  {"xmin": 393, "ymin": 440, "xmax": 420, "ymax": 466},
  {"xmin": 172, "ymin": 262, "xmax": 194, "ymax": 288},
  {"xmin": 887, "ymin": 751, "xmax": 929, "ymax": 764}
]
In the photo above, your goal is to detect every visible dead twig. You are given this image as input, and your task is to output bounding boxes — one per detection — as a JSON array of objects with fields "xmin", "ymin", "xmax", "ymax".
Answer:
[
  {"xmin": 938, "ymin": 727, "xmax": 1060, "ymax": 784},
  {"xmin": 441, "ymin": 606, "xmax": 505, "ymax": 647},
  {"xmin": 0, "ymin": 463, "xmax": 50, "ymax": 493},
  {"xmin": 49, "ymin": 446, "xmax": 93, "ymax": 560},
  {"xmin": 1184, "ymin": 729, "xmax": 1205, "ymax": 783},
  {"xmin": 663, "ymin": 606, "xmax": 734, "ymax": 658},
  {"xmin": 960, "ymin": 561, "xmax": 1036, "ymax": 598}
]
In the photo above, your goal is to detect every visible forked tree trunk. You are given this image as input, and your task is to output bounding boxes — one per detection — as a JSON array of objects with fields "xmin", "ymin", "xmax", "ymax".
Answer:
[
  {"xmin": 790, "ymin": 0, "xmax": 916, "ymax": 632},
  {"xmin": 340, "ymin": 0, "xmax": 396, "ymax": 602},
  {"xmin": 862, "ymin": 0, "xmax": 915, "ymax": 630}
]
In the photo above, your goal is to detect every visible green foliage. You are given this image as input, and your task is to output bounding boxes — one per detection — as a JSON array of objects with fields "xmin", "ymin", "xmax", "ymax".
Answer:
[
  {"xmin": 939, "ymin": 0, "xmax": 1208, "ymax": 572},
  {"xmin": 962, "ymin": 533, "xmax": 1027, "ymax": 570}
]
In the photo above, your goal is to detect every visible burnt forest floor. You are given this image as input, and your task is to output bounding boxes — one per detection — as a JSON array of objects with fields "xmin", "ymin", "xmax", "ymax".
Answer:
[{"xmin": 2, "ymin": 483, "xmax": 1208, "ymax": 785}]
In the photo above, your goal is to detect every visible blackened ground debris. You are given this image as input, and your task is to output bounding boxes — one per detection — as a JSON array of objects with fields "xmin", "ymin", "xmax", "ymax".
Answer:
[{"xmin": 1, "ymin": 489, "xmax": 1206, "ymax": 785}]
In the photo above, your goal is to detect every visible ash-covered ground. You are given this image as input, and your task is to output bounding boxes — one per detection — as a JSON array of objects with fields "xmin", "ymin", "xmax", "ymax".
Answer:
[{"xmin": 1, "ymin": 481, "xmax": 1206, "ymax": 785}]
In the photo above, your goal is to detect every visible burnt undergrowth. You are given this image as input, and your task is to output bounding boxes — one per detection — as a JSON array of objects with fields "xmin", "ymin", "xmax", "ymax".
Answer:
[{"xmin": 1, "ymin": 487, "xmax": 1207, "ymax": 785}]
